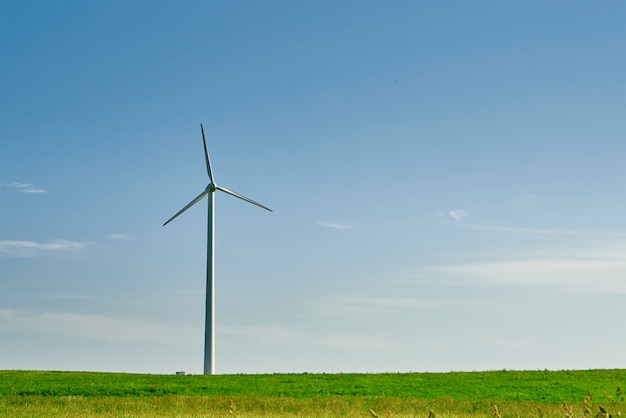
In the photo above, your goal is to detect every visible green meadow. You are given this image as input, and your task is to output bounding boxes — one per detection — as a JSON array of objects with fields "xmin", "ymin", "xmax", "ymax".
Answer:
[{"xmin": 1, "ymin": 369, "xmax": 625, "ymax": 417}]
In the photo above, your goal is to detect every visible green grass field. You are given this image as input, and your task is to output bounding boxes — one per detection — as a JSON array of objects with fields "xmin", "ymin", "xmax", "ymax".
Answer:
[{"xmin": 1, "ymin": 369, "xmax": 625, "ymax": 417}]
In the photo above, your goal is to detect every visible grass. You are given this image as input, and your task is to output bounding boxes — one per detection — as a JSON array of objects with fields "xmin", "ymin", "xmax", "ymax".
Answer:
[{"xmin": 1, "ymin": 369, "xmax": 625, "ymax": 417}]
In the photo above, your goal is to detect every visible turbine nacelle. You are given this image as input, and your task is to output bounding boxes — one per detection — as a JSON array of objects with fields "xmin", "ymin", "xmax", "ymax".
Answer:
[{"xmin": 162, "ymin": 124, "xmax": 272, "ymax": 228}]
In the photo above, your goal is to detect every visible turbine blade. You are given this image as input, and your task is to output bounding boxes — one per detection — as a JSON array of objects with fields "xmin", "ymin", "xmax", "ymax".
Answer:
[
  {"xmin": 163, "ymin": 190, "xmax": 209, "ymax": 226},
  {"xmin": 201, "ymin": 124, "xmax": 215, "ymax": 183},
  {"xmin": 215, "ymin": 185, "xmax": 272, "ymax": 212}
]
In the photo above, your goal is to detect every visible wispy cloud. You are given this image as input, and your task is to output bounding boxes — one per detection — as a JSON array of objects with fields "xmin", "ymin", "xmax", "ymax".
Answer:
[
  {"xmin": 0, "ymin": 309, "xmax": 195, "ymax": 344},
  {"xmin": 6, "ymin": 182, "xmax": 46, "ymax": 193},
  {"xmin": 106, "ymin": 233, "xmax": 132, "ymax": 240},
  {"xmin": 482, "ymin": 337, "xmax": 534, "ymax": 350},
  {"xmin": 0, "ymin": 239, "xmax": 87, "ymax": 257},
  {"xmin": 586, "ymin": 188, "xmax": 612, "ymax": 202},
  {"xmin": 317, "ymin": 221, "xmax": 351, "ymax": 230},
  {"xmin": 221, "ymin": 324, "xmax": 310, "ymax": 346},
  {"xmin": 512, "ymin": 194, "xmax": 538, "ymax": 205},
  {"xmin": 313, "ymin": 295, "xmax": 453, "ymax": 317},
  {"xmin": 433, "ymin": 242, "xmax": 626, "ymax": 294},
  {"xmin": 45, "ymin": 294, "xmax": 97, "ymax": 300},
  {"xmin": 462, "ymin": 224, "xmax": 626, "ymax": 237},
  {"xmin": 448, "ymin": 210, "xmax": 468, "ymax": 221},
  {"xmin": 463, "ymin": 224, "xmax": 580, "ymax": 236},
  {"xmin": 221, "ymin": 323, "xmax": 416, "ymax": 352},
  {"xmin": 318, "ymin": 335, "xmax": 397, "ymax": 351}
]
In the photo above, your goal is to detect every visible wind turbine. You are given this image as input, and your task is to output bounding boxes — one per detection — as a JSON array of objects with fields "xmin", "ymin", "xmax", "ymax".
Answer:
[{"xmin": 163, "ymin": 124, "xmax": 272, "ymax": 375}]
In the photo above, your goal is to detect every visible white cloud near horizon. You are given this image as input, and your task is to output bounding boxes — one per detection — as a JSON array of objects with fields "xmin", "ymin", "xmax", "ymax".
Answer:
[
  {"xmin": 317, "ymin": 335, "xmax": 398, "ymax": 352},
  {"xmin": 433, "ymin": 242, "xmax": 626, "ymax": 294},
  {"xmin": 6, "ymin": 182, "xmax": 47, "ymax": 193},
  {"xmin": 448, "ymin": 210, "xmax": 468, "ymax": 221},
  {"xmin": 221, "ymin": 322, "xmax": 423, "ymax": 352},
  {"xmin": 221, "ymin": 324, "xmax": 310, "ymax": 347},
  {"xmin": 462, "ymin": 224, "xmax": 626, "ymax": 237},
  {"xmin": 482, "ymin": 337, "xmax": 535, "ymax": 350},
  {"xmin": 317, "ymin": 221, "xmax": 351, "ymax": 230},
  {"xmin": 0, "ymin": 308, "xmax": 196, "ymax": 344},
  {"xmin": 0, "ymin": 239, "xmax": 87, "ymax": 256},
  {"xmin": 313, "ymin": 295, "xmax": 453, "ymax": 317}
]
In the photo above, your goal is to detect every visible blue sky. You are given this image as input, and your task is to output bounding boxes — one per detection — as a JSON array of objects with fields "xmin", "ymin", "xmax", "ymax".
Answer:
[{"xmin": 2, "ymin": 1, "xmax": 626, "ymax": 374}]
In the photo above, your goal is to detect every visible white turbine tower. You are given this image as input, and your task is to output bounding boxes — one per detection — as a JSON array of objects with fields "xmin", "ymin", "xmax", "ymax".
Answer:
[{"xmin": 163, "ymin": 124, "xmax": 272, "ymax": 375}]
